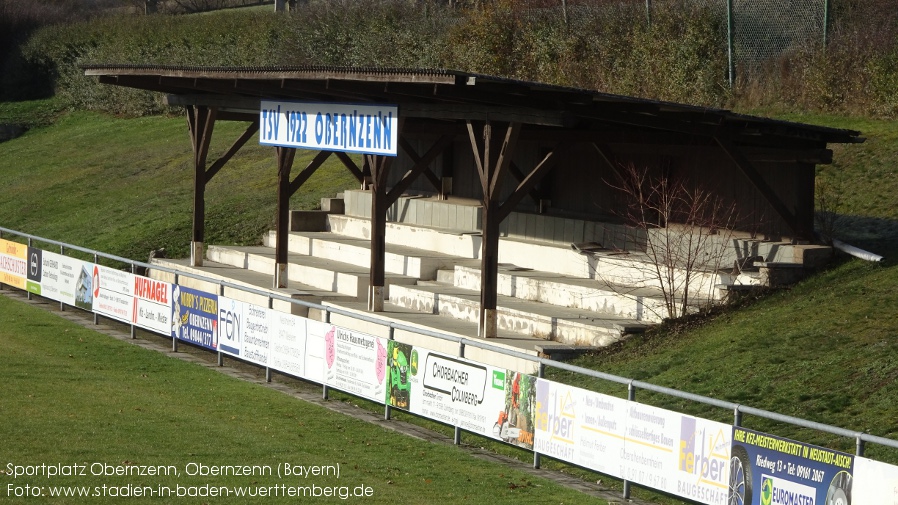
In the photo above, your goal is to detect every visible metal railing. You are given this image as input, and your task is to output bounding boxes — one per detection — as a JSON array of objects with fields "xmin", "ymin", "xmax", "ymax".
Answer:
[{"xmin": 2, "ymin": 225, "xmax": 896, "ymax": 500}]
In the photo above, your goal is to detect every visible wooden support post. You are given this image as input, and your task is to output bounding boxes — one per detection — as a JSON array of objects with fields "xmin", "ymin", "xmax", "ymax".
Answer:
[
  {"xmin": 367, "ymin": 154, "xmax": 392, "ymax": 312},
  {"xmin": 275, "ymin": 146, "xmax": 296, "ymax": 288},
  {"xmin": 187, "ymin": 106, "xmax": 217, "ymax": 267},
  {"xmin": 468, "ymin": 120, "xmax": 521, "ymax": 338}
]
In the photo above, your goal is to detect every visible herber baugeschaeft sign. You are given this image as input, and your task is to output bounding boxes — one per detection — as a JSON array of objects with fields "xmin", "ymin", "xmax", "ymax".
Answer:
[{"xmin": 259, "ymin": 100, "xmax": 398, "ymax": 156}]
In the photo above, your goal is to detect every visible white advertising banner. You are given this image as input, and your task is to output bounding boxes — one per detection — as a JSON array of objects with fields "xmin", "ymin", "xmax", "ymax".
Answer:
[
  {"xmin": 533, "ymin": 380, "xmax": 627, "ymax": 477},
  {"xmin": 621, "ymin": 403, "xmax": 731, "ymax": 505},
  {"xmin": 268, "ymin": 311, "xmax": 309, "ymax": 380},
  {"xmin": 385, "ymin": 342, "xmax": 536, "ymax": 450},
  {"xmin": 259, "ymin": 100, "xmax": 399, "ymax": 156},
  {"xmin": 847, "ymin": 456, "xmax": 898, "ymax": 504},
  {"xmin": 131, "ymin": 275, "xmax": 171, "ymax": 334},
  {"xmin": 303, "ymin": 320, "xmax": 329, "ymax": 385},
  {"xmin": 323, "ymin": 325, "xmax": 388, "ymax": 403},
  {"xmin": 91, "ymin": 264, "xmax": 134, "ymax": 323},
  {"xmin": 37, "ymin": 251, "xmax": 89, "ymax": 307},
  {"xmin": 217, "ymin": 297, "xmax": 273, "ymax": 367}
]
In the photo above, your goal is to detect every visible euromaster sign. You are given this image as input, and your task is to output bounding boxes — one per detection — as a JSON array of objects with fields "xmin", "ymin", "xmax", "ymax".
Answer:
[{"xmin": 259, "ymin": 100, "xmax": 398, "ymax": 156}]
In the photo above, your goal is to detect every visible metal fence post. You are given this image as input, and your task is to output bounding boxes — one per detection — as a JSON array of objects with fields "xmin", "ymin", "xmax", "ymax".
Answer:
[
  {"xmin": 856, "ymin": 435, "xmax": 865, "ymax": 457},
  {"xmin": 734, "ymin": 404, "xmax": 743, "ymax": 427},
  {"xmin": 26, "ymin": 238, "xmax": 32, "ymax": 300},
  {"xmin": 384, "ymin": 327, "xmax": 395, "ymax": 421},
  {"xmin": 58, "ymin": 245, "xmax": 65, "ymax": 311},
  {"xmin": 727, "ymin": 0, "xmax": 735, "ymax": 88},
  {"xmin": 645, "ymin": 0, "xmax": 651, "ymax": 28},
  {"xmin": 129, "ymin": 263, "xmax": 137, "ymax": 339},
  {"xmin": 533, "ymin": 362, "xmax": 545, "ymax": 469},
  {"xmin": 93, "ymin": 253, "xmax": 99, "ymax": 325},
  {"xmin": 823, "ymin": 0, "xmax": 830, "ymax": 49},
  {"xmin": 623, "ymin": 380, "xmax": 636, "ymax": 500}
]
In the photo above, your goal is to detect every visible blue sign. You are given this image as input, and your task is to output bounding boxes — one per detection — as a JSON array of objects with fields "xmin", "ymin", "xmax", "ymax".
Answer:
[
  {"xmin": 259, "ymin": 100, "xmax": 398, "ymax": 156},
  {"xmin": 171, "ymin": 285, "xmax": 218, "ymax": 350},
  {"xmin": 729, "ymin": 427, "xmax": 853, "ymax": 505}
]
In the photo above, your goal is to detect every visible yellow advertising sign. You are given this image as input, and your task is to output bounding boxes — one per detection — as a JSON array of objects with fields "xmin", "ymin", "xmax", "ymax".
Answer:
[{"xmin": 0, "ymin": 238, "xmax": 28, "ymax": 289}]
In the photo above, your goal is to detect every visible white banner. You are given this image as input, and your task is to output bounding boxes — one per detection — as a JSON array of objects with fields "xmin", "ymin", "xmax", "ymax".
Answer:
[
  {"xmin": 268, "ymin": 311, "xmax": 309, "ymax": 379},
  {"xmin": 323, "ymin": 325, "xmax": 388, "ymax": 403},
  {"xmin": 131, "ymin": 275, "xmax": 171, "ymax": 334},
  {"xmin": 849, "ymin": 456, "xmax": 898, "ymax": 504},
  {"xmin": 91, "ymin": 264, "xmax": 134, "ymax": 323},
  {"xmin": 534, "ymin": 380, "xmax": 628, "ymax": 477},
  {"xmin": 37, "ymin": 251, "xmax": 89, "ymax": 307},
  {"xmin": 386, "ymin": 342, "xmax": 536, "ymax": 450},
  {"xmin": 259, "ymin": 100, "xmax": 398, "ymax": 156}
]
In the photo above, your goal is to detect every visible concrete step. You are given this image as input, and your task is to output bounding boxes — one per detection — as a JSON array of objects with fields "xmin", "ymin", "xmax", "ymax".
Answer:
[
  {"xmin": 206, "ymin": 245, "xmax": 419, "ymax": 300},
  {"xmin": 450, "ymin": 264, "xmax": 679, "ymax": 323},
  {"xmin": 326, "ymin": 214, "xmax": 761, "ymax": 299},
  {"xmin": 389, "ymin": 283, "xmax": 648, "ymax": 347},
  {"xmin": 148, "ymin": 258, "xmax": 352, "ymax": 317},
  {"xmin": 327, "ymin": 213, "xmax": 483, "ymax": 260},
  {"xmin": 261, "ymin": 230, "xmax": 475, "ymax": 280}
]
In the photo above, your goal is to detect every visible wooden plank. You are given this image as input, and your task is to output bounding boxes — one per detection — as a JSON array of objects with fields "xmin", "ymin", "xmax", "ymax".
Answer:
[{"xmin": 715, "ymin": 136, "xmax": 798, "ymax": 236}]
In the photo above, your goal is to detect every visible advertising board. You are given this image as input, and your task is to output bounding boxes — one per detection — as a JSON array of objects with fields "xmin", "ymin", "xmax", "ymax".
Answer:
[
  {"xmin": 729, "ymin": 427, "xmax": 854, "ymax": 505},
  {"xmin": 385, "ymin": 342, "xmax": 536, "ymax": 450},
  {"xmin": 35, "ymin": 250, "xmax": 89, "ymax": 307},
  {"xmin": 323, "ymin": 325, "xmax": 388, "ymax": 403},
  {"xmin": 172, "ymin": 285, "xmax": 218, "ymax": 351},
  {"xmin": 0, "ymin": 239, "xmax": 29, "ymax": 290},
  {"xmin": 259, "ymin": 100, "xmax": 398, "ymax": 156},
  {"xmin": 132, "ymin": 275, "xmax": 171, "ymax": 334},
  {"xmin": 91, "ymin": 264, "xmax": 134, "ymax": 323},
  {"xmin": 853, "ymin": 456, "xmax": 898, "ymax": 504}
]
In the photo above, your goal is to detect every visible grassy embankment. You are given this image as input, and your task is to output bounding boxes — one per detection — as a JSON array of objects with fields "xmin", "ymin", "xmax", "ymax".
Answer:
[{"xmin": 1, "ymin": 100, "xmax": 897, "ymax": 500}]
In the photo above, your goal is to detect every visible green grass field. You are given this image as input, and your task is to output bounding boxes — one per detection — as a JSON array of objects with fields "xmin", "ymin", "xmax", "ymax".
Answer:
[
  {"xmin": 2, "ymin": 101, "xmax": 897, "ymax": 502},
  {"xmin": 0, "ymin": 293, "xmax": 610, "ymax": 504}
]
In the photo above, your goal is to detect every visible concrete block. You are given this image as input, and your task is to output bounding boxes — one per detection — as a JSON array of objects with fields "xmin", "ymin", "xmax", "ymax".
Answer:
[
  {"xmin": 447, "ymin": 203, "xmax": 457, "ymax": 229},
  {"xmin": 320, "ymin": 198, "xmax": 344, "ymax": 213},
  {"xmin": 573, "ymin": 219, "xmax": 586, "ymax": 244},
  {"xmin": 422, "ymin": 201, "xmax": 433, "ymax": 227}
]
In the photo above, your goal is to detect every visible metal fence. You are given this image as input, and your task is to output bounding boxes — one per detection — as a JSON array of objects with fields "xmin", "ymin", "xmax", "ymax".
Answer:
[
  {"xmin": 526, "ymin": 0, "xmax": 830, "ymax": 86},
  {"xmin": 2, "ymin": 225, "xmax": 897, "ymax": 501}
]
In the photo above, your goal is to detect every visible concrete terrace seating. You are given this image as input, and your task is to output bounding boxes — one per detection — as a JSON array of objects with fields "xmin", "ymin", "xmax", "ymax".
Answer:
[{"xmin": 151, "ymin": 190, "xmax": 831, "ymax": 355}]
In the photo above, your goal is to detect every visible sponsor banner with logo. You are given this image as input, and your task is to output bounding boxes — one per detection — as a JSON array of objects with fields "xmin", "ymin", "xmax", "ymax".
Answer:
[
  {"xmin": 25, "ymin": 246, "xmax": 42, "ymax": 295},
  {"xmin": 616, "ymin": 403, "xmax": 732, "ymax": 505},
  {"xmin": 853, "ymin": 456, "xmax": 898, "ymax": 503},
  {"xmin": 131, "ymin": 275, "xmax": 171, "ymax": 334},
  {"xmin": 384, "ymin": 342, "xmax": 536, "ymax": 450},
  {"xmin": 323, "ymin": 325, "xmax": 388, "ymax": 403},
  {"xmin": 172, "ymin": 285, "xmax": 218, "ymax": 351},
  {"xmin": 0, "ymin": 239, "xmax": 29, "ymax": 290},
  {"xmin": 91, "ymin": 264, "xmax": 135, "ymax": 323},
  {"xmin": 259, "ymin": 100, "xmax": 398, "ymax": 156},
  {"xmin": 217, "ymin": 297, "xmax": 273, "ymax": 367},
  {"xmin": 534, "ymin": 380, "xmax": 627, "ymax": 477},
  {"xmin": 37, "ymin": 250, "xmax": 89, "ymax": 307},
  {"xmin": 729, "ymin": 427, "xmax": 854, "ymax": 505}
]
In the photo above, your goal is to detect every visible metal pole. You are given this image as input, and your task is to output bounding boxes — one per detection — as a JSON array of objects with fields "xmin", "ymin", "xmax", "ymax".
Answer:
[
  {"xmin": 645, "ymin": 0, "xmax": 651, "ymax": 28},
  {"xmin": 822, "ymin": 0, "xmax": 830, "ymax": 49},
  {"xmin": 130, "ymin": 263, "xmax": 137, "ymax": 339},
  {"xmin": 26, "ymin": 238, "xmax": 32, "ymax": 300},
  {"xmin": 172, "ymin": 273, "xmax": 179, "ymax": 351},
  {"xmin": 734, "ymin": 404, "xmax": 743, "ymax": 427},
  {"xmin": 856, "ymin": 435, "xmax": 865, "ymax": 457},
  {"xmin": 323, "ymin": 385, "xmax": 329, "ymax": 400},
  {"xmin": 533, "ymin": 363, "xmax": 545, "ymax": 469},
  {"xmin": 727, "ymin": 0, "xmax": 735, "ymax": 87},
  {"xmin": 59, "ymin": 245, "xmax": 65, "ymax": 311},
  {"xmin": 623, "ymin": 380, "xmax": 636, "ymax": 500},
  {"xmin": 454, "ymin": 426, "xmax": 461, "ymax": 445},
  {"xmin": 384, "ymin": 327, "xmax": 395, "ymax": 421},
  {"xmin": 93, "ymin": 253, "xmax": 99, "ymax": 325}
]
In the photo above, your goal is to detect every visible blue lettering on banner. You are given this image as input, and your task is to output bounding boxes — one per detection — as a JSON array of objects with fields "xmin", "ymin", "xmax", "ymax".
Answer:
[{"xmin": 260, "ymin": 100, "xmax": 398, "ymax": 156}]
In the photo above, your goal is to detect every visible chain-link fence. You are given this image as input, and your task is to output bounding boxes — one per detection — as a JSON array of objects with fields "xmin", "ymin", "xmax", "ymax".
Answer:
[{"xmin": 520, "ymin": 0, "xmax": 830, "ymax": 86}]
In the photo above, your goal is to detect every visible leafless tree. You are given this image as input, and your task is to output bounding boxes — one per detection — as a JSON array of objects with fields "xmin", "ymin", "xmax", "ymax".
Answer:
[{"xmin": 609, "ymin": 163, "xmax": 739, "ymax": 320}]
